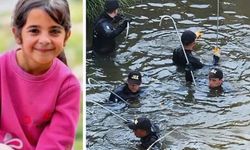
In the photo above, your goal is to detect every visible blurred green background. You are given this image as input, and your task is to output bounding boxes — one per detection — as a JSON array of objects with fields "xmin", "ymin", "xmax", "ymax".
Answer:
[
  {"xmin": 0, "ymin": 0, "xmax": 83, "ymax": 149},
  {"xmin": 86, "ymin": 0, "xmax": 136, "ymax": 22}
]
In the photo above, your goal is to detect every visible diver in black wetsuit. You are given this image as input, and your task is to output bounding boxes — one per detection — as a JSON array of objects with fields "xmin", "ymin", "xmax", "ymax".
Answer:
[
  {"xmin": 208, "ymin": 68, "xmax": 224, "ymax": 96},
  {"xmin": 109, "ymin": 71, "xmax": 142, "ymax": 103},
  {"xmin": 127, "ymin": 117, "xmax": 160, "ymax": 150},
  {"xmin": 172, "ymin": 30, "xmax": 204, "ymax": 70},
  {"xmin": 92, "ymin": 0, "xmax": 129, "ymax": 55},
  {"xmin": 172, "ymin": 30, "xmax": 204, "ymax": 82}
]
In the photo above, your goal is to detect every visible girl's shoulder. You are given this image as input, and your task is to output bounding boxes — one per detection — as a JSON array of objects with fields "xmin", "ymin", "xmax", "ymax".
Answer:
[{"xmin": 0, "ymin": 49, "xmax": 16, "ymax": 63}]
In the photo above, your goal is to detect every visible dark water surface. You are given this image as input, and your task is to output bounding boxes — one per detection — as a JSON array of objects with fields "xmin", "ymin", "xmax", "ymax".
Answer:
[{"xmin": 86, "ymin": 0, "xmax": 250, "ymax": 149}]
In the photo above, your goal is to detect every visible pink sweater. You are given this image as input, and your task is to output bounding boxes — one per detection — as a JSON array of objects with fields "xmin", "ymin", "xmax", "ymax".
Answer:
[{"xmin": 0, "ymin": 49, "xmax": 80, "ymax": 150}]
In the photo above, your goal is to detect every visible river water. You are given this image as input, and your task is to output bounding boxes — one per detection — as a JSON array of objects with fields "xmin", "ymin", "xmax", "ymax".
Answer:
[{"xmin": 86, "ymin": 0, "xmax": 250, "ymax": 149}]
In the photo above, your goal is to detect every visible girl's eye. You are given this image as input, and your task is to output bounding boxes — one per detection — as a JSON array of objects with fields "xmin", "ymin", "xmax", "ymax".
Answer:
[
  {"xmin": 50, "ymin": 29, "xmax": 62, "ymax": 35},
  {"xmin": 29, "ymin": 29, "xmax": 39, "ymax": 34}
]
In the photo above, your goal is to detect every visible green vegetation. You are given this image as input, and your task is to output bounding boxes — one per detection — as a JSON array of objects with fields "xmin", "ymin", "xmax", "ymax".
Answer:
[
  {"xmin": 75, "ymin": 97, "xmax": 83, "ymax": 149},
  {"xmin": 66, "ymin": 1, "xmax": 84, "ymax": 149},
  {"xmin": 0, "ymin": 13, "xmax": 14, "ymax": 52},
  {"xmin": 87, "ymin": 0, "xmax": 136, "ymax": 22}
]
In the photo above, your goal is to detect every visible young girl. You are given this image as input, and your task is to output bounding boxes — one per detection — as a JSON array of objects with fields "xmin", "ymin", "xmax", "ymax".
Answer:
[{"xmin": 0, "ymin": 0, "xmax": 80, "ymax": 149}]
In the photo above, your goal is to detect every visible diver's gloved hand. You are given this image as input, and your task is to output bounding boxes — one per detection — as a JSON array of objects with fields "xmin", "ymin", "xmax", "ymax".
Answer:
[
  {"xmin": 113, "ymin": 14, "xmax": 124, "ymax": 23},
  {"xmin": 185, "ymin": 64, "xmax": 193, "ymax": 82},
  {"xmin": 122, "ymin": 18, "xmax": 131, "ymax": 25},
  {"xmin": 213, "ymin": 55, "xmax": 220, "ymax": 66},
  {"xmin": 123, "ymin": 17, "xmax": 132, "ymax": 23},
  {"xmin": 119, "ymin": 19, "xmax": 129, "ymax": 29},
  {"xmin": 212, "ymin": 47, "xmax": 220, "ymax": 66}
]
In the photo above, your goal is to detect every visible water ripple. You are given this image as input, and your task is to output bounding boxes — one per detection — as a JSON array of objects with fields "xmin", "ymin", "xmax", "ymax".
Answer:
[{"xmin": 87, "ymin": 0, "xmax": 250, "ymax": 149}]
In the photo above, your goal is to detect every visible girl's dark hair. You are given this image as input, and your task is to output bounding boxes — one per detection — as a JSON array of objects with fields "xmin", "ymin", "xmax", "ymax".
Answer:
[
  {"xmin": 12, "ymin": 0, "xmax": 71, "ymax": 66},
  {"xmin": 13, "ymin": 0, "xmax": 71, "ymax": 36}
]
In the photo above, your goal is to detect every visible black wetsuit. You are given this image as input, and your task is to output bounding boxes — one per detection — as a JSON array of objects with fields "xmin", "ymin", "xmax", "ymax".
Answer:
[
  {"xmin": 140, "ymin": 124, "xmax": 160, "ymax": 149},
  {"xmin": 109, "ymin": 83, "xmax": 140, "ymax": 102},
  {"xmin": 172, "ymin": 47, "xmax": 203, "ymax": 70},
  {"xmin": 140, "ymin": 132, "xmax": 159, "ymax": 149},
  {"xmin": 93, "ymin": 12, "xmax": 127, "ymax": 55},
  {"xmin": 208, "ymin": 86, "xmax": 224, "ymax": 97}
]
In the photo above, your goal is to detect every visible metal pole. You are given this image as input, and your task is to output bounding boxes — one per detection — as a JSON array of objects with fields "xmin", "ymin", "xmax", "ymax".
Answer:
[
  {"xmin": 126, "ymin": 22, "xmax": 130, "ymax": 39},
  {"xmin": 147, "ymin": 127, "xmax": 179, "ymax": 150},
  {"xmin": 88, "ymin": 78, "xmax": 130, "ymax": 105},
  {"xmin": 216, "ymin": 0, "xmax": 219, "ymax": 48},
  {"xmin": 159, "ymin": 15, "xmax": 196, "ymax": 85},
  {"xmin": 88, "ymin": 100, "xmax": 128, "ymax": 122}
]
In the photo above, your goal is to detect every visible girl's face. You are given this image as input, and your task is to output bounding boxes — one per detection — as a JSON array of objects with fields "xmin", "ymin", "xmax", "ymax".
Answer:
[{"xmin": 14, "ymin": 8, "xmax": 70, "ymax": 73}]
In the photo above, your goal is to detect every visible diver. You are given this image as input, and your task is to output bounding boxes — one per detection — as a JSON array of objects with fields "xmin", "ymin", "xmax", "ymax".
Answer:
[
  {"xmin": 172, "ymin": 30, "xmax": 204, "ymax": 70},
  {"xmin": 208, "ymin": 68, "xmax": 224, "ymax": 96},
  {"xmin": 127, "ymin": 117, "xmax": 160, "ymax": 149},
  {"xmin": 172, "ymin": 30, "xmax": 205, "ymax": 83},
  {"xmin": 109, "ymin": 71, "xmax": 142, "ymax": 103},
  {"xmin": 92, "ymin": 0, "xmax": 130, "ymax": 56}
]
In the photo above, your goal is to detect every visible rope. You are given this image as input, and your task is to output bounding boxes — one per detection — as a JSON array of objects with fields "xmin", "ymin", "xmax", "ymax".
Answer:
[
  {"xmin": 88, "ymin": 100, "xmax": 128, "ymax": 122},
  {"xmin": 88, "ymin": 78, "xmax": 130, "ymax": 105},
  {"xmin": 147, "ymin": 127, "xmax": 180, "ymax": 150},
  {"xmin": 216, "ymin": 0, "xmax": 220, "ymax": 48}
]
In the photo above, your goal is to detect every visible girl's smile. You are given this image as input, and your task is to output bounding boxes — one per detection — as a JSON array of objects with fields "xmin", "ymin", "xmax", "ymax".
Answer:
[{"xmin": 14, "ymin": 8, "xmax": 70, "ymax": 75}]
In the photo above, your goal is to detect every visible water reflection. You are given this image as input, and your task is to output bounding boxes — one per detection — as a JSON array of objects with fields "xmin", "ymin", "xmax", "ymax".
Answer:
[{"xmin": 87, "ymin": 0, "xmax": 250, "ymax": 149}]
